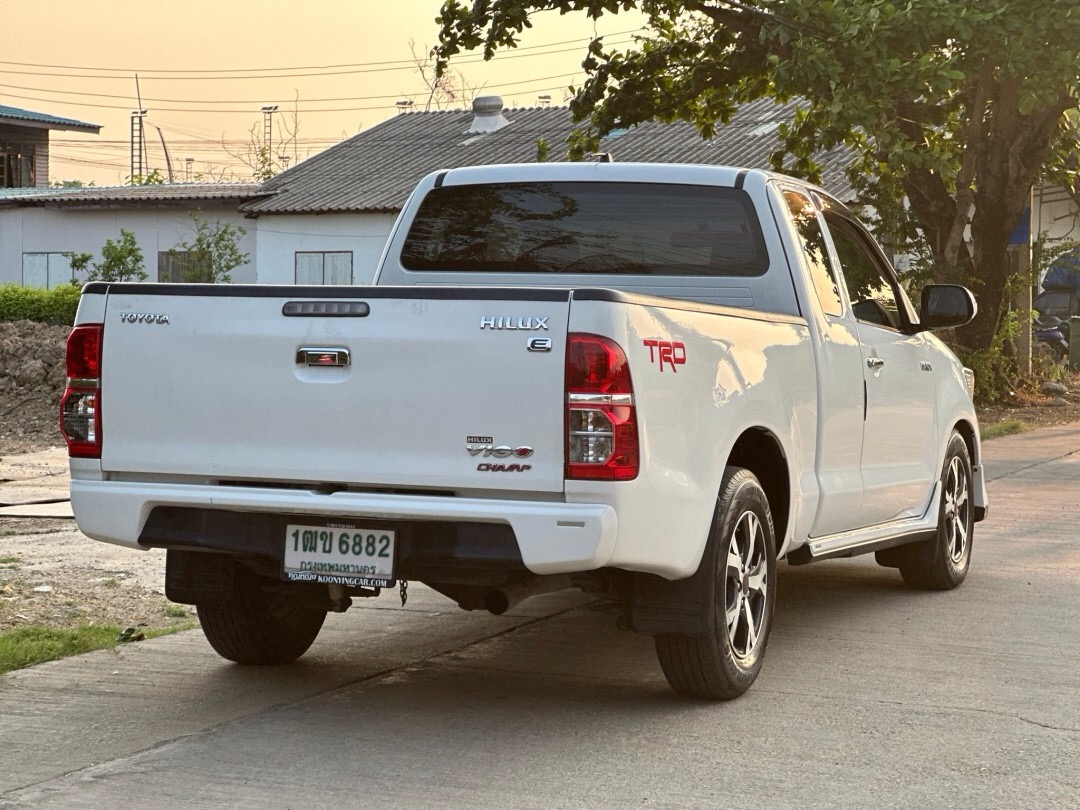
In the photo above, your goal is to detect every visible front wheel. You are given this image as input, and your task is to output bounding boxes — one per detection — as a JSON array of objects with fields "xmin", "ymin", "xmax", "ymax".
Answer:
[
  {"xmin": 197, "ymin": 564, "xmax": 327, "ymax": 665},
  {"xmin": 898, "ymin": 431, "xmax": 974, "ymax": 590},
  {"xmin": 655, "ymin": 467, "xmax": 777, "ymax": 700}
]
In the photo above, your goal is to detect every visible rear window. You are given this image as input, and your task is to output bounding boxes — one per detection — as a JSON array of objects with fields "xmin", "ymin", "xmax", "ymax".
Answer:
[{"xmin": 400, "ymin": 181, "xmax": 769, "ymax": 276}]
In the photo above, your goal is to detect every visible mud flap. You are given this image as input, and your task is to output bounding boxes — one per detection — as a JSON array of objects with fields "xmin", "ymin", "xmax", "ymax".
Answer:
[
  {"xmin": 165, "ymin": 549, "xmax": 237, "ymax": 605},
  {"xmin": 629, "ymin": 542, "xmax": 717, "ymax": 636}
]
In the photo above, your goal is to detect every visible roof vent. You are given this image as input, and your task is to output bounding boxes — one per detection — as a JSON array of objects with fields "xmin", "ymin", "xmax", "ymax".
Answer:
[{"xmin": 466, "ymin": 96, "xmax": 511, "ymax": 134}]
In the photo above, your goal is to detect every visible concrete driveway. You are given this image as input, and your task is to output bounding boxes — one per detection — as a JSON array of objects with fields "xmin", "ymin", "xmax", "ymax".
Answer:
[{"xmin": 1, "ymin": 425, "xmax": 1078, "ymax": 808}]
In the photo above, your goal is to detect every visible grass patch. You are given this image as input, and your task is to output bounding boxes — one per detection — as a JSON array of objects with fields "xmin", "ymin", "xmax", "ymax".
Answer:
[
  {"xmin": 0, "ymin": 531, "xmax": 18, "ymax": 538},
  {"xmin": 163, "ymin": 603, "xmax": 190, "ymax": 618},
  {"xmin": 0, "ymin": 622, "xmax": 195, "ymax": 675},
  {"xmin": 981, "ymin": 417, "xmax": 1030, "ymax": 441},
  {"xmin": 101, "ymin": 578, "xmax": 119, "ymax": 589},
  {"xmin": 0, "ymin": 555, "xmax": 20, "ymax": 564}
]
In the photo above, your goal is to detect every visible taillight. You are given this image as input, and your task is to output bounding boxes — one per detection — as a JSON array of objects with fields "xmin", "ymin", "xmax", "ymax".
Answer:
[
  {"xmin": 565, "ymin": 333, "xmax": 638, "ymax": 480},
  {"xmin": 60, "ymin": 324, "xmax": 103, "ymax": 458}
]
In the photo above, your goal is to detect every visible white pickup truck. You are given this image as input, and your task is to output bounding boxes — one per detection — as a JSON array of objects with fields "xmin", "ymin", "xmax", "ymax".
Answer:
[{"xmin": 63, "ymin": 162, "xmax": 987, "ymax": 699}]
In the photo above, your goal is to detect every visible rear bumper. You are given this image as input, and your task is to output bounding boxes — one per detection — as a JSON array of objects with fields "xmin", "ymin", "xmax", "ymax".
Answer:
[{"xmin": 70, "ymin": 479, "xmax": 618, "ymax": 576}]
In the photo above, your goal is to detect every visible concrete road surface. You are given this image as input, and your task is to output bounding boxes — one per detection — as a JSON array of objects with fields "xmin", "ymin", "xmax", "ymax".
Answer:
[{"xmin": 1, "ymin": 425, "xmax": 1078, "ymax": 808}]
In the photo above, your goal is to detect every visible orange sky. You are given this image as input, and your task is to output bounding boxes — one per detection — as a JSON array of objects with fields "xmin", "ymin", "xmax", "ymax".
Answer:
[{"xmin": 4, "ymin": 1, "xmax": 644, "ymax": 186}]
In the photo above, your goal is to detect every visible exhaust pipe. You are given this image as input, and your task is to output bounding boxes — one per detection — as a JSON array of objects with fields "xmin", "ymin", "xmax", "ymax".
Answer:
[{"xmin": 484, "ymin": 575, "xmax": 573, "ymax": 615}]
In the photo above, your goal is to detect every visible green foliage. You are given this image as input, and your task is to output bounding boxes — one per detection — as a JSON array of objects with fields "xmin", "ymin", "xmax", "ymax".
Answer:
[
  {"xmin": 84, "ymin": 229, "xmax": 147, "ymax": 283},
  {"xmin": 980, "ymin": 417, "xmax": 1029, "ymax": 441},
  {"xmin": 64, "ymin": 252, "xmax": 93, "ymax": 286},
  {"xmin": 0, "ymin": 625, "xmax": 121, "ymax": 675},
  {"xmin": 253, "ymin": 147, "xmax": 276, "ymax": 181},
  {"xmin": 0, "ymin": 283, "xmax": 80, "ymax": 325},
  {"xmin": 169, "ymin": 213, "xmax": 249, "ymax": 284},
  {"xmin": 436, "ymin": 0, "xmax": 1080, "ymax": 351},
  {"xmin": 126, "ymin": 168, "xmax": 166, "ymax": 186},
  {"xmin": 0, "ymin": 623, "xmax": 194, "ymax": 675},
  {"xmin": 957, "ymin": 308, "xmax": 1023, "ymax": 404},
  {"xmin": 49, "ymin": 179, "xmax": 94, "ymax": 188},
  {"xmin": 536, "ymin": 137, "xmax": 550, "ymax": 162}
]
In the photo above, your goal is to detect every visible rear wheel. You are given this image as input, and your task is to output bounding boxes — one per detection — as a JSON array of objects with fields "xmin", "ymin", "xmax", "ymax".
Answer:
[
  {"xmin": 197, "ymin": 565, "xmax": 326, "ymax": 665},
  {"xmin": 655, "ymin": 467, "xmax": 777, "ymax": 700},
  {"xmin": 898, "ymin": 431, "xmax": 974, "ymax": 590}
]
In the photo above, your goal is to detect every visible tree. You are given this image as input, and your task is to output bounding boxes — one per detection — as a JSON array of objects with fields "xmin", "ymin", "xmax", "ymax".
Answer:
[
  {"xmin": 410, "ymin": 38, "xmax": 483, "ymax": 110},
  {"xmin": 223, "ymin": 94, "xmax": 301, "ymax": 180},
  {"xmin": 436, "ymin": 0, "xmax": 1080, "ymax": 351},
  {"xmin": 77, "ymin": 229, "xmax": 147, "ymax": 283},
  {"xmin": 169, "ymin": 213, "xmax": 249, "ymax": 283},
  {"xmin": 126, "ymin": 168, "xmax": 166, "ymax": 186}
]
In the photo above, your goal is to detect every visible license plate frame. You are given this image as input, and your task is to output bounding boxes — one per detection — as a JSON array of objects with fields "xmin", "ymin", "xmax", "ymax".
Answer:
[{"xmin": 282, "ymin": 522, "xmax": 396, "ymax": 588}]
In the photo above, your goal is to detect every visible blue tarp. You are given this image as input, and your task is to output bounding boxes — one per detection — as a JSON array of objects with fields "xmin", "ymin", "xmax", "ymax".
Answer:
[{"xmin": 1044, "ymin": 251, "xmax": 1080, "ymax": 291}]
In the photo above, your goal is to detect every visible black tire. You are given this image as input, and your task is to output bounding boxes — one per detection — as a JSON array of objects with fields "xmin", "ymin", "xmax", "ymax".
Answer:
[
  {"xmin": 655, "ymin": 467, "xmax": 777, "ymax": 700},
  {"xmin": 898, "ymin": 431, "xmax": 974, "ymax": 590},
  {"xmin": 197, "ymin": 564, "xmax": 327, "ymax": 665}
]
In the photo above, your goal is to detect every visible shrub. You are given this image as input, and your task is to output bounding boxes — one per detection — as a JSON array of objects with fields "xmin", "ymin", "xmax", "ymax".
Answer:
[{"xmin": 0, "ymin": 284, "xmax": 80, "ymax": 325}]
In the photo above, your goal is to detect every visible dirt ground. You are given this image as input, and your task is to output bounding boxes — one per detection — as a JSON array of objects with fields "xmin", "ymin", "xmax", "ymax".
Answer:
[
  {"xmin": 1, "ymin": 318, "xmax": 1080, "ymax": 635},
  {"xmin": 1, "ymin": 320, "xmax": 193, "ymax": 633}
]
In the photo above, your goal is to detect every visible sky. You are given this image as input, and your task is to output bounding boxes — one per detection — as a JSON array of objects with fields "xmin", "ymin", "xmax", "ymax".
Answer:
[{"xmin": 4, "ymin": 1, "xmax": 644, "ymax": 186}]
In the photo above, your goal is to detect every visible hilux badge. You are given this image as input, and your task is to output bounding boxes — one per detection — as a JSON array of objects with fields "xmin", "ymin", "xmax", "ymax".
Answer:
[{"xmin": 480, "ymin": 316, "xmax": 549, "ymax": 331}]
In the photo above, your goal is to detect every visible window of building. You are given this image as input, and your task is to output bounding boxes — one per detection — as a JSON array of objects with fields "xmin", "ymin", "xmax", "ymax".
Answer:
[
  {"xmin": 1, "ymin": 143, "xmax": 36, "ymax": 188},
  {"xmin": 296, "ymin": 252, "xmax": 352, "ymax": 284},
  {"xmin": 158, "ymin": 250, "xmax": 208, "ymax": 283},
  {"xmin": 22, "ymin": 253, "xmax": 74, "ymax": 289}
]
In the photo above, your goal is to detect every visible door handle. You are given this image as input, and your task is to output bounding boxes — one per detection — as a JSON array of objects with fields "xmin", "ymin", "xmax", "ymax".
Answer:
[
  {"xmin": 866, "ymin": 357, "xmax": 885, "ymax": 369},
  {"xmin": 296, "ymin": 347, "xmax": 351, "ymax": 367}
]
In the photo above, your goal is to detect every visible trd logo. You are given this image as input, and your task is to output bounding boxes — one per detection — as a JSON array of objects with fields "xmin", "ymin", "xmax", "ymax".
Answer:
[{"xmin": 643, "ymin": 339, "xmax": 686, "ymax": 372}]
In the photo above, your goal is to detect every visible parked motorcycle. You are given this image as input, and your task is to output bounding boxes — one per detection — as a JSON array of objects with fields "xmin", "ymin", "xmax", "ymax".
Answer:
[{"xmin": 1034, "ymin": 315, "xmax": 1070, "ymax": 364}]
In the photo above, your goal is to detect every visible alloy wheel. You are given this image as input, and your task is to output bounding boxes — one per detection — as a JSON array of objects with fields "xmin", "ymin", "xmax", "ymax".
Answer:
[{"xmin": 724, "ymin": 510, "xmax": 769, "ymax": 659}]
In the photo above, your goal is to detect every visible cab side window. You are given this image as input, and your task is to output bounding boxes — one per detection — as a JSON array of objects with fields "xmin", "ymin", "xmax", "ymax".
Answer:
[
  {"xmin": 783, "ymin": 190, "xmax": 843, "ymax": 317},
  {"xmin": 824, "ymin": 212, "xmax": 904, "ymax": 331}
]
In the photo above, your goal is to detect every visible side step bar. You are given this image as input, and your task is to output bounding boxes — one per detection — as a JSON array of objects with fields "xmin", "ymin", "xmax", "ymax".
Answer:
[{"xmin": 787, "ymin": 481, "xmax": 941, "ymax": 566}]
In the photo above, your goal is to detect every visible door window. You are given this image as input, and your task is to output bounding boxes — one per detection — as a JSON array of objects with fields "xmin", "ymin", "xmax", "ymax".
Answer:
[{"xmin": 824, "ymin": 213, "xmax": 908, "ymax": 331}]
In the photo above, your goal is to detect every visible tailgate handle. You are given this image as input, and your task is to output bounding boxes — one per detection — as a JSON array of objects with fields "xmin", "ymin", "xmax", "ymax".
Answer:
[{"xmin": 296, "ymin": 347, "xmax": 351, "ymax": 367}]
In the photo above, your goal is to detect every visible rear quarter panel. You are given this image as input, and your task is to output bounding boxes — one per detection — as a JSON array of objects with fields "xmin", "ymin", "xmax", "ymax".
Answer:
[{"xmin": 566, "ymin": 295, "xmax": 817, "ymax": 578}]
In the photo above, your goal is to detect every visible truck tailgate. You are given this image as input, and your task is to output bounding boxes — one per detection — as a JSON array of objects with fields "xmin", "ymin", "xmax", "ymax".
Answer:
[{"xmin": 99, "ymin": 287, "xmax": 571, "ymax": 493}]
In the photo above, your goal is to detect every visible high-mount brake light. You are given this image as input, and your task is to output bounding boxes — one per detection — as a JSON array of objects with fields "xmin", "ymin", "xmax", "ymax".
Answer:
[
  {"xmin": 60, "ymin": 324, "xmax": 103, "ymax": 458},
  {"xmin": 565, "ymin": 334, "xmax": 639, "ymax": 481}
]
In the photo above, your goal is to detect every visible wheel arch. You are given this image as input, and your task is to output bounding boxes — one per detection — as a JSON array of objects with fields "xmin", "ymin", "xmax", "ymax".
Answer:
[
  {"xmin": 953, "ymin": 418, "xmax": 979, "ymax": 466},
  {"xmin": 726, "ymin": 427, "xmax": 791, "ymax": 550}
]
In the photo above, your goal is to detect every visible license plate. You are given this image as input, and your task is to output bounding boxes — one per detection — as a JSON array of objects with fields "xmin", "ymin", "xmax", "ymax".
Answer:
[{"xmin": 283, "ymin": 523, "xmax": 396, "ymax": 588}]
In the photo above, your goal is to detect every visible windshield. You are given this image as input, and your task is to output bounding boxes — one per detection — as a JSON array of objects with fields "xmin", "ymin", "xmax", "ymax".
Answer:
[{"xmin": 400, "ymin": 181, "xmax": 769, "ymax": 277}]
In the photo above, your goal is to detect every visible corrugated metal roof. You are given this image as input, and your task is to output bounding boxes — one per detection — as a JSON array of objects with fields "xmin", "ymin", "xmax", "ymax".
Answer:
[
  {"xmin": 7, "ymin": 182, "xmax": 272, "ymax": 206},
  {"xmin": 0, "ymin": 105, "xmax": 100, "ymax": 132},
  {"xmin": 243, "ymin": 97, "xmax": 853, "ymax": 216}
]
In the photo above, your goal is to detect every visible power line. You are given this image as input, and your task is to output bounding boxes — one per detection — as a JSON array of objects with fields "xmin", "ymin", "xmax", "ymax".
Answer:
[
  {"xmin": 0, "ymin": 31, "xmax": 639, "ymax": 75},
  {"xmin": 0, "ymin": 75, "xmax": 581, "ymax": 113},
  {"xmin": 0, "ymin": 75, "xmax": 578, "ymax": 105},
  {"xmin": 0, "ymin": 38, "xmax": 634, "ymax": 82}
]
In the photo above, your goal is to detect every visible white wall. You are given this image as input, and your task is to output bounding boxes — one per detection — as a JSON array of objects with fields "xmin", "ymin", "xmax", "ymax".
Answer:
[
  {"xmin": 252, "ymin": 212, "xmax": 397, "ymax": 285},
  {"xmin": 1032, "ymin": 185, "xmax": 1080, "ymax": 287},
  {"xmin": 0, "ymin": 205, "xmax": 258, "ymax": 286}
]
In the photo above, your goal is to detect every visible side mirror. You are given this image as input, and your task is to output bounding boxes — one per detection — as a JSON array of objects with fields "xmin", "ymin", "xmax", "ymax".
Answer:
[{"xmin": 919, "ymin": 284, "xmax": 977, "ymax": 331}]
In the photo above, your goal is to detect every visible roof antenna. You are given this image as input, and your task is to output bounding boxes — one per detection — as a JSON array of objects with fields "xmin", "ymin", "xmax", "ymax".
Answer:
[{"xmin": 587, "ymin": 152, "xmax": 614, "ymax": 163}]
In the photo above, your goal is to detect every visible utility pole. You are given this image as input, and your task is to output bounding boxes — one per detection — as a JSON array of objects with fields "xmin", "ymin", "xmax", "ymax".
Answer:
[
  {"xmin": 154, "ymin": 126, "xmax": 174, "ymax": 183},
  {"xmin": 129, "ymin": 109, "xmax": 147, "ymax": 184},
  {"xmin": 261, "ymin": 105, "xmax": 278, "ymax": 175}
]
